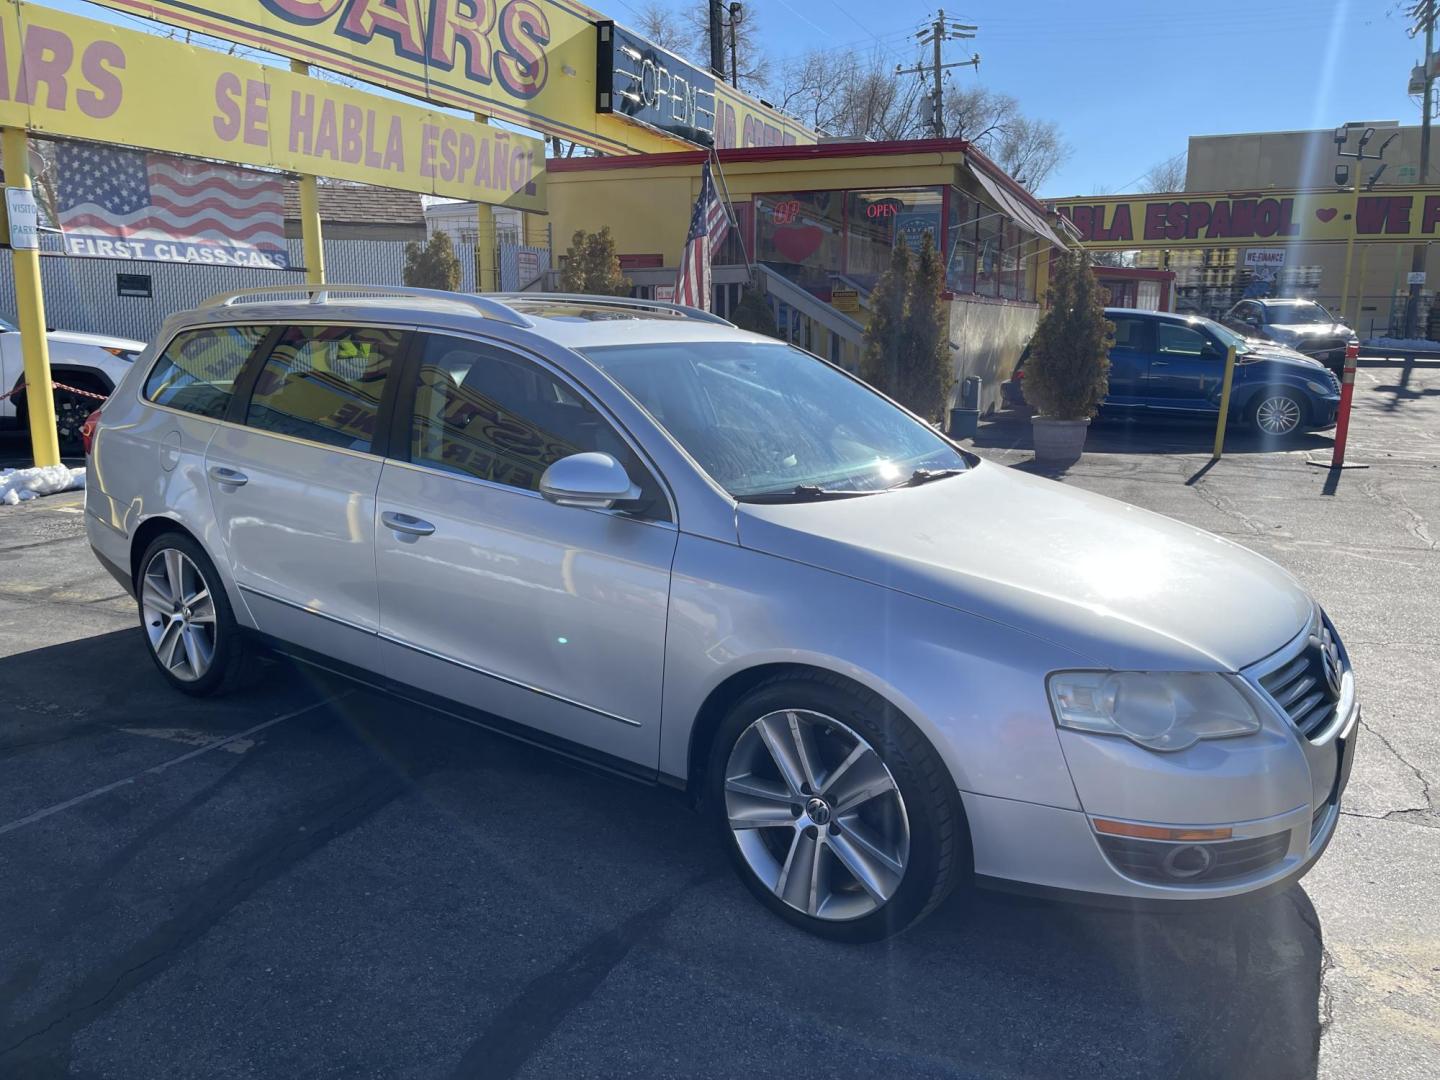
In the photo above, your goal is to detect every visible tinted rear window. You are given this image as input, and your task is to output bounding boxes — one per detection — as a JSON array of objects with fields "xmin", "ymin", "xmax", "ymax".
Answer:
[{"xmin": 143, "ymin": 325, "xmax": 268, "ymax": 419}]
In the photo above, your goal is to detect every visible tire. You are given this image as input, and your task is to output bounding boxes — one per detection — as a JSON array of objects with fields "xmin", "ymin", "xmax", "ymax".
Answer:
[
  {"xmin": 135, "ymin": 531, "xmax": 253, "ymax": 697},
  {"xmin": 15, "ymin": 379, "xmax": 106, "ymax": 455},
  {"xmin": 707, "ymin": 671, "xmax": 968, "ymax": 942},
  {"xmin": 1249, "ymin": 390, "xmax": 1306, "ymax": 437}
]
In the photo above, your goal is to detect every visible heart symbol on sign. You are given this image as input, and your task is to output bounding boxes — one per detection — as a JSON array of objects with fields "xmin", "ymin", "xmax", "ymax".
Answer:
[{"xmin": 1315, "ymin": 207, "xmax": 1338, "ymax": 223}]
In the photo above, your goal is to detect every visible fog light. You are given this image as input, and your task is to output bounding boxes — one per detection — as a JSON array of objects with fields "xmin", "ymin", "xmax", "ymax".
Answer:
[{"xmin": 1161, "ymin": 843, "xmax": 1216, "ymax": 879}]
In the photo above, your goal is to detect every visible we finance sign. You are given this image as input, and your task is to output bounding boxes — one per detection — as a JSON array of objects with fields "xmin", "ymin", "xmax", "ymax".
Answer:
[
  {"xmin": 1052, "ymin": 189, "xmax": 1440, "ymax": 248},
  {"xmin": 0, "ymin": 2, "xmax": 545, "ymax": 209}
]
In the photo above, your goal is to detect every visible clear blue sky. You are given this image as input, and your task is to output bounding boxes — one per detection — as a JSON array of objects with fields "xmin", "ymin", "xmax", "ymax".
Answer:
[
  {"xmin": 617, "ymin": 0, "xmax": 1426, "ymax": 196},
  {"xmin": 45, "ymin": 0, "xmax": 1430, "ymax": 198}
]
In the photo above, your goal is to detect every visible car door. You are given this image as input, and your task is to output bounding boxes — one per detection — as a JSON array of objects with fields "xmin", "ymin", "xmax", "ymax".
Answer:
[
  {"xmin": 373, "ymin": 331, "xmax": 677, "ymax": 770},
  {"xmin": 1101, "ymin": 315, "xmax": 1155, "ymax": 408},
  {"xmin": 204, "ymin": 323, "xmax": 408, "ymax": 670},
  {"xmin": 1144, "ymin": 321, "xmax": 1226, "ymax": 412}
]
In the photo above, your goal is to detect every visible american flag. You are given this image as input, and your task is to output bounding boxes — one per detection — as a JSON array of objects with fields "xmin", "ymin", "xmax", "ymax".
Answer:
[
  {"xmin": 54, "ymin": 142, "xmax": 286, "ymax": 264},
  {"xmin": 674, "ymin": 159, "xmax": 730, "ymax": 310}
]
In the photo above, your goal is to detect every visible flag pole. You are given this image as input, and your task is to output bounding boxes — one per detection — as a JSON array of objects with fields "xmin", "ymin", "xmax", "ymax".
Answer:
[{"xmin": 708, "ymin": 145, "xmax": 754, "ymax": 281}]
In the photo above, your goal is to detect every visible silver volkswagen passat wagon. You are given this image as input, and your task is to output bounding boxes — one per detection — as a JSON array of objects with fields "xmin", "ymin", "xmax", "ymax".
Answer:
[{"xmin": 86, "ymin": 286, "xmax": 1358, "ymax": 941}]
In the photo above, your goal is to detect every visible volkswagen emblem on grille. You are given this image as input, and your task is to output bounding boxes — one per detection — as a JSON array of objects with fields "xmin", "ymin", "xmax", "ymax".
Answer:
[{"xmin": 1320, "ymin": 630, "xmax": 1343, "ymax": 696}]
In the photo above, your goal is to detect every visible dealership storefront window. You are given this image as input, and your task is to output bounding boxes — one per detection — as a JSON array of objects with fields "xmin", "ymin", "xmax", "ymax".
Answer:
[
  {"xmin": 946, "ymin": 189, "xmax": 1039, "ymax": 302},
  {"xmin": 755, "ymin": 184, "xmax": 1038, "ymax": 301}
]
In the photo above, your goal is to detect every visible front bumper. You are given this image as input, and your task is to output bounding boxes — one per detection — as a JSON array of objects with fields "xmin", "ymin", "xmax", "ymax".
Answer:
[{"xmin": 966, "ymin": 693, "xmax": 1359, "ymax": 904}]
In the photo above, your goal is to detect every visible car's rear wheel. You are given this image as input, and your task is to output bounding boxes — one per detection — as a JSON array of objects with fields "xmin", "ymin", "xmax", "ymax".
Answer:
[
  {"xmin": 136, "ymin": 532, "xmax": 251, "ymax": 696},
  {"xmin": 708, "ymin": 672, "xmax": 967, "ymax": 942},
  {"xmin": 1250, "ymin": 390, "xmax": 1305, "ymax": 436}
]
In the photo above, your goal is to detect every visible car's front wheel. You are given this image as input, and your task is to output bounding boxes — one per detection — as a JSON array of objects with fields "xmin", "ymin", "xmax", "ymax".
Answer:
[
  {"xmin": 136, "ymin": 532, "xmax": 251, "ymax": 696},
  {"xmin": 708, "ymin": 672, "xmax": 967, "ymax": 942},
  {"xmin": 1250, "ymin": 390, "xmax": 1306, "ymax": 437}
]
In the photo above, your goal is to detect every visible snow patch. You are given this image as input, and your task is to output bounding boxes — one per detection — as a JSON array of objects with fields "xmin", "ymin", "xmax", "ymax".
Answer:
[
  {"xmin": 0, "ymin": 465, "xmax": 85, "ymax": 506},
  {"xmin": 1362, "ymin": 336, "xmax": 1440, "ymax": 351}
]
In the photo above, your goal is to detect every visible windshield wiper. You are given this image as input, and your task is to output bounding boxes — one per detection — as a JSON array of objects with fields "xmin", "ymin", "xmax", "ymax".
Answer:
[
  {"xmin": 892, "ymin": 467, "xmax": 965, "ymax": 489},
  {"xmin": 735, "ymin": 485, "xmax": 878, "ymax": 503}
]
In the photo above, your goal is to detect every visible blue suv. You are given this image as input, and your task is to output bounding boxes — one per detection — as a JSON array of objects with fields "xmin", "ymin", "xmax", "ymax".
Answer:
[{"xmin": 1004, "ymin": 308, "xmax": 1341, "ymax": 437}]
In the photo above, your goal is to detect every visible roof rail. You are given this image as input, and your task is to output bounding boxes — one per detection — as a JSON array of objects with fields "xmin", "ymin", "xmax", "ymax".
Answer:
[
  {"xmin": 486, "ymin": 292, "xmax": 735, "ymax": 327},
  {"xmin": 197, "ymin": 284, "xmax": 534, "ymax": 328}
]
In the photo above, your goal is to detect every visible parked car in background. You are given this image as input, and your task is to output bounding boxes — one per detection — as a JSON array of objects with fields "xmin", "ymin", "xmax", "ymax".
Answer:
[
  {"xmin": 1003, "ymin": 308, "xmax": 1342, "ymax": 437},
  {"xmin": 1220, "ymin": 298, "xmax": 1357, "ymax": 374},
  {"xmin": 0, "ymin": 317, "xmax": 146, "ymax": 450},
  {"xmin": 86, "ymin": 286, "xmax": 1357, "ymax": 941}
]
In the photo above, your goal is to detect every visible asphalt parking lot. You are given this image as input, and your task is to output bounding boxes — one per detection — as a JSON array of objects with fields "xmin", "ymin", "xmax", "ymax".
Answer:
[{"xmin": 1, "ymin": 360, "xmax": 1437, "ymax": 1079}]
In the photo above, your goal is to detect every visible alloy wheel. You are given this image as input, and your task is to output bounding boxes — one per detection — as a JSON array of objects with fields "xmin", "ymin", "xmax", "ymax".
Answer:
[
  {"xmin": 1255, "ymin": 394, "xmax": 1302, "ymax": 435},
  {"xmin": 724, "ymin": 709, "xmax": 910, "ymax": 922},
  {"xmin": 141, "ymin": 548, "xmax": 217, "ymax": 682}
]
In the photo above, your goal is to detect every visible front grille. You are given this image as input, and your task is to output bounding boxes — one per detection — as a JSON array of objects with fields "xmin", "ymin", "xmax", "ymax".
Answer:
[
  {"xmin": 1098, "ymin": 832, "xmax": 1291, "ymax": 885},
  {"xmin": 1257, "ymin": 612, "xmax": 1345, "ymax": 741}
]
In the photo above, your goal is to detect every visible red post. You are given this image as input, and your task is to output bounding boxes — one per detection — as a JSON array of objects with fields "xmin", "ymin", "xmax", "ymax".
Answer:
[{"xmin": 1329, "ymin": 342, "xmax": 1359, "ymax": 467}]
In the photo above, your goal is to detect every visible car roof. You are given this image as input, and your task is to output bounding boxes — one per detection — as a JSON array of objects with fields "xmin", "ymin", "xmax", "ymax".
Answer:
[
  {"xmin": 1103, "ymin": 307, "xmax": 1209, "ymax": 323},
  {"xmin": 177, "ymin": 286, "xmax": 768, "ymax": 350}
]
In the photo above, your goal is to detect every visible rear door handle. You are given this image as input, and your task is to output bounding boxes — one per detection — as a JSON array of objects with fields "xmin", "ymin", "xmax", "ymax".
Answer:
[
  {"xmin": 1151, "ymin": 360, "xmax": 1169, "ymax": 367},
  {"xmin": 382, "ymin": 511, "xmax": 435, "ymax": 537},
  {"xmin": 208, "ymin": 466, "xmax": 249, "ymax": 487}
]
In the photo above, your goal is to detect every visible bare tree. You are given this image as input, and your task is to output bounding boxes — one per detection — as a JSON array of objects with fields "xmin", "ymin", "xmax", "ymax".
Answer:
[
  {"xmin": 1140, "ymin": 152, "xmax": 1187, "ymax": 193},
  {"xmin": 665, "ymin": 1, "xmax": 768, "ymax": 91},
  {"xmin": 773, "ymin": 48, "xmax": 928, "ymax": 141},
  {"xmin": 636, "ymin": 2, "xmax": 693, "ymax": 58},
  {"xmin": 942, "ymin": 85, "xmax": 1070, "ymax": 190}
]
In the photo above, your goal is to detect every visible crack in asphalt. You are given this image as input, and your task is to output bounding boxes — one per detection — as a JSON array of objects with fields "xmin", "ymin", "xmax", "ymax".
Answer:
[
  {"xmin": 1360, "ymin": 479, "xmax": 1438, "ymax": 550},
  {"xmin": 1357, "ymin": 715, "xmax": 1435, "ymax": 818},
  {"xmin": 446, "ymin": 869, "xmax": 716, "ymax": 1080}
]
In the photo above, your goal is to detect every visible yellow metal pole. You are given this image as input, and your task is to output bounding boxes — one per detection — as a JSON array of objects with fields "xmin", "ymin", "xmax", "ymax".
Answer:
[
  {"xmin": 3, "ymin": 126, "xmax": 60, "ymax": 466},
  {"xmin": 290, "ymin": 61, "xmax": 325, "ymax": 285},
  {"xmin": 1353, "ymin": 244, "xmax": 1370, "ymax": 328},
  {"xmin": 1212, "ymin": 344, "xmax": 1238, "ymax": 460},
  {"xmin": 473, "ymin": 112, "xmax": 497, "ymax": 293},
  {"xmin": 1338, "ymin": 230, "xmax": 1355, "ymax": 317}
]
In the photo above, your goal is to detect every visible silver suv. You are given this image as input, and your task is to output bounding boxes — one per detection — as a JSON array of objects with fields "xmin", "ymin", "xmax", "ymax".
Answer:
[{"xmin": 85, "ymin": 286, "xmax": 1358, "ymax": 940}]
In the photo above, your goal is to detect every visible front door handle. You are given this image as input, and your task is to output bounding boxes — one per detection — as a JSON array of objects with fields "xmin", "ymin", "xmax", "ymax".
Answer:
[
  {"xmin": 382, "ymin": 511, "xmax": 436, "ymax": 537},
  {"xmin": 1151, "ymin": 360, "xmax": 1170, "ymax": 367},
  {"xmin": 208, "ymin": 465, "xmax": 249, "ymax": 487}
]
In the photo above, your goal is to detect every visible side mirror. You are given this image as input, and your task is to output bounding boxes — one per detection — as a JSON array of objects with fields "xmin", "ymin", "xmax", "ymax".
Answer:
[{"xmin": 539, "ymin": 452, "xmax": 642, "ymax": 510}]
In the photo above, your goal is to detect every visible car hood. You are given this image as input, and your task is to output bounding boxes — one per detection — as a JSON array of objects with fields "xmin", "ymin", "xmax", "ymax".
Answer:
[
  {"xmin": 1243, "ymin": 340, "xmax": 1331, "ymax": 371},
  {"xmin": 1268, "ymin": 322, "xmax": 1352, "ymax": 339},
  {"xmin": 736, "ymin": 462, "xmax": 1313, "ymax": 672},
  {"xmin": 45, "ymin": 328, "xmax": 147, "ymax": 352}
]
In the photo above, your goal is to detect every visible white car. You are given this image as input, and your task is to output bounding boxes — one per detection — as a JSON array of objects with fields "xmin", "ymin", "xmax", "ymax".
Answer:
[{"xmin": 0, "ymin": 316, "xmax": 146, "ymax": 449}]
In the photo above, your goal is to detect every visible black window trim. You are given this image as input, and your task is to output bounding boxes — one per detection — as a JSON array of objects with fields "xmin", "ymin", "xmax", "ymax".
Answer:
[
  {"xmin": 226, "ymin": 321, "xmax": 416, "ymax": 459},
  {"xmin": 388, "ymin": 327, "xmax": 677, "ymax": 525}
]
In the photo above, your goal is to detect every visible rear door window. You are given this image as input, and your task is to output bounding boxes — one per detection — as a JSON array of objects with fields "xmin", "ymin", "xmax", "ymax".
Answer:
[
  {"xmin": 143, "ymin": 325, "xmax": 268, "ymax": 418},
  {"xmin": 1110, "ymin": 317, "xmax": 1151, "ymax": 352},
  {"xmin": 242, "ymin": 325, "xmax": 405, "ymax": 453}
]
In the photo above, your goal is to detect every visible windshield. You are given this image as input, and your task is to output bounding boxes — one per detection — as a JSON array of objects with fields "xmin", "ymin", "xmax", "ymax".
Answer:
[
  {"xmin": 583, "ymin": 341, "xmax": 967, "ymax": 498},
  {"xmin": 1195, "ymin": 316, "xmax": 1252, "ymax": 352},
  {"xmin": 1267, "ymin": 301, "xmax": 1333, "ymax": 325}
]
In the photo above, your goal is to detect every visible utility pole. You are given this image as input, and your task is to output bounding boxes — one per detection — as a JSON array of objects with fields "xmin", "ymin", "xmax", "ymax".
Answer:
[
  {"xmin": 728, "ymin": 2, "xmax": 742, "ymax": 88},
  {"xmin": 895, "ymin": 10, "xmax": 979, "ymax": 139},
  {"xmin": 1406, "ymin": 0, "xmax": 1435, "ymax": 337},
  {"xmin": 708, "ymin": 0, "xmax": 725, "ymax": 78}
]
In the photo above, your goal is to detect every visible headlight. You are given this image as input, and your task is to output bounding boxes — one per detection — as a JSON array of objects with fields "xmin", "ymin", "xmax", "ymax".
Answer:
[{"xmin": 1047, "ymin": 671, "xmax": 1262, "ymax": 752}]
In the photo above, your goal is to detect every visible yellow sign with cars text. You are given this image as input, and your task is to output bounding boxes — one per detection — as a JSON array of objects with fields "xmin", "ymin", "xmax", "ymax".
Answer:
[
  {"xmin": 75, "ymin": 0, "xmax": 781, "ymax": 154},
  {"xmin": 1051, "ymin": 188, "xmax": 1440, "ymax": 249},
  {"xmin": 0, "ymin": 0, "xmax": 546, "ymax": 210}
]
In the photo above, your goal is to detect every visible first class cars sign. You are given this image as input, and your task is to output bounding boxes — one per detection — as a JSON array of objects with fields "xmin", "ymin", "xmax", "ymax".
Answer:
[{"xmin": 0, "ymin": 2, "xmax": 545, "ymax": 210}]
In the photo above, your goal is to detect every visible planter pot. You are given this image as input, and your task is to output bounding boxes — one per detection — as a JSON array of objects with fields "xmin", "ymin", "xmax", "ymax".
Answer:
[{"xmin": 1032, "ymin": 416, "xmax": 1090, "ymax": 464}]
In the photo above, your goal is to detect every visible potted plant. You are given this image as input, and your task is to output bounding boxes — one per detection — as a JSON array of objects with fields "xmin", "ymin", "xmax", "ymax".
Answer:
[{"xmin": 1022, "ymin": 251, "xmax": 1113, "ymax": 464}]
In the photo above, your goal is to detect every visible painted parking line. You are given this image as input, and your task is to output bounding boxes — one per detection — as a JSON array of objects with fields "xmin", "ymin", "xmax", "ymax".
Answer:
[{"xmin": 0, "ymin": 694, "xmax": 346, "ymax": 837}]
